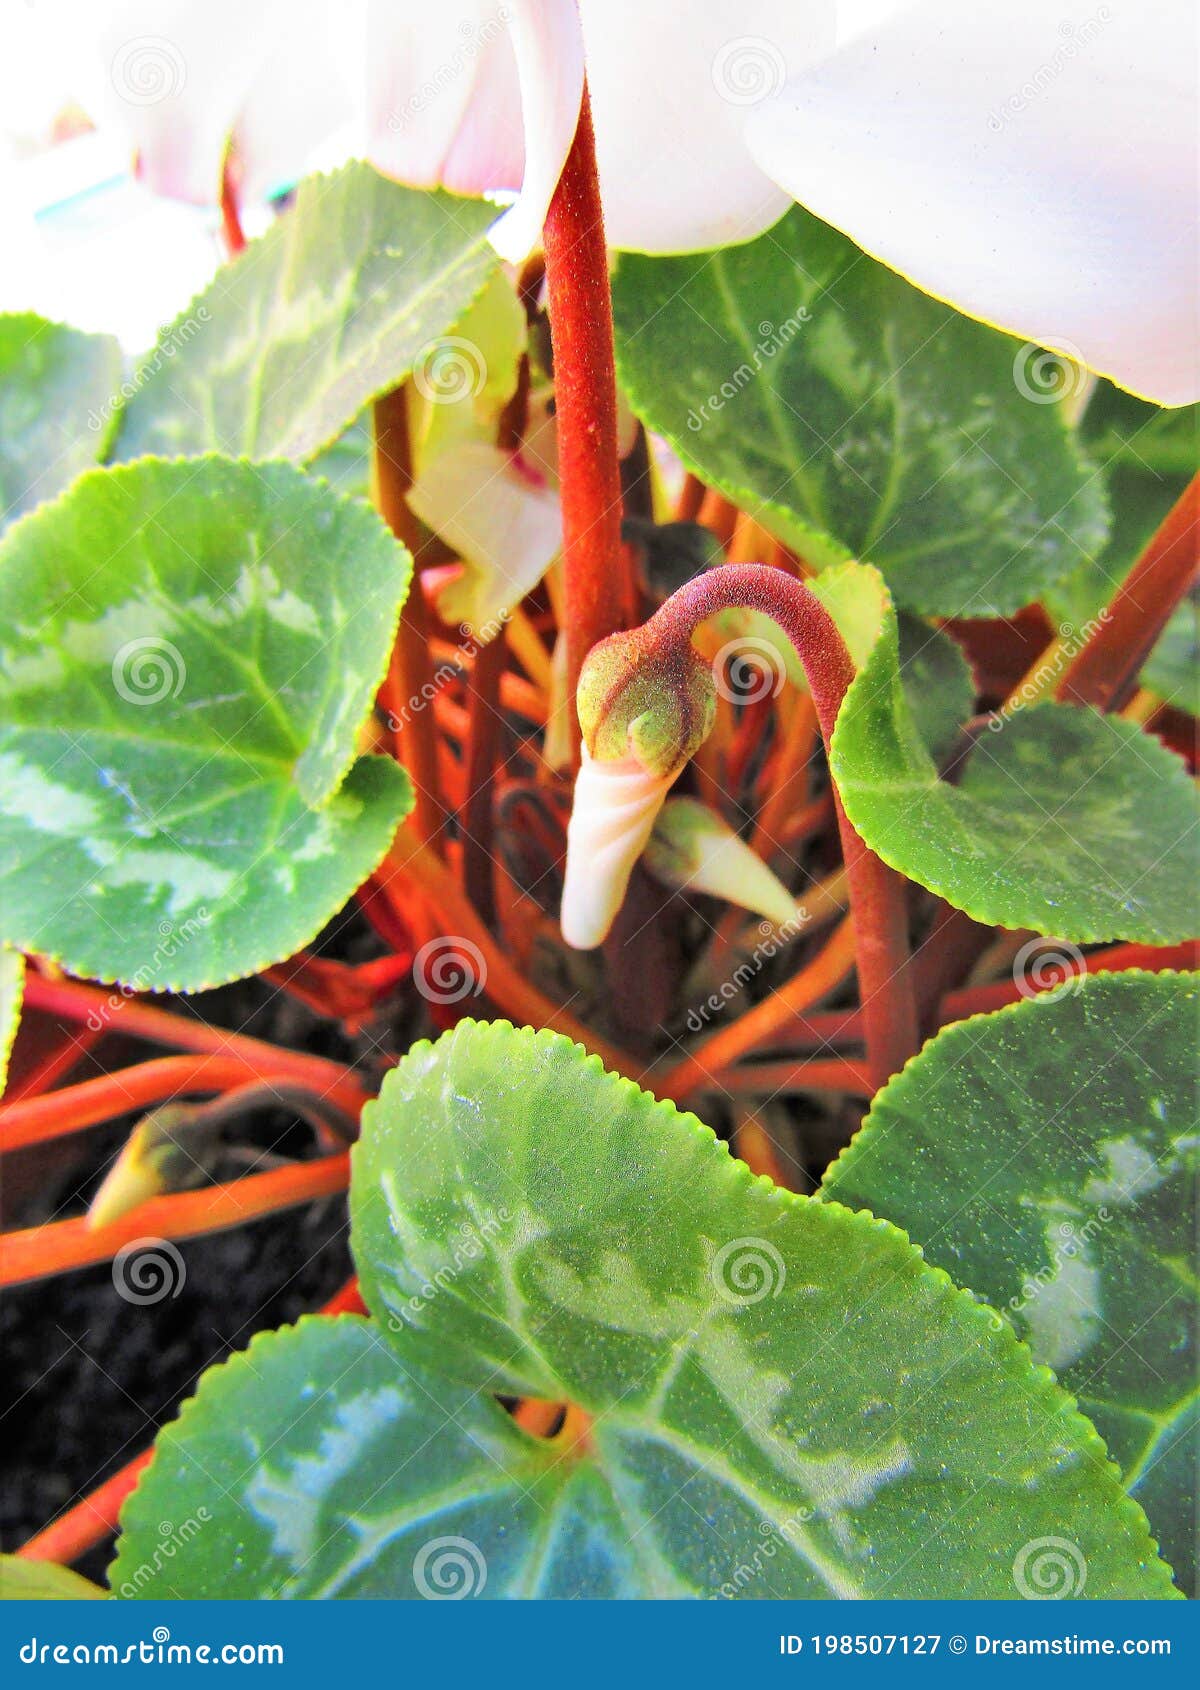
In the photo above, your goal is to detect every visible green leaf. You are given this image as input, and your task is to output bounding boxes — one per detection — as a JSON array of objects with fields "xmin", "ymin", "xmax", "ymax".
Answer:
[
  {"xmin": 0, "ymin": 455, "xmax": 413, "ymax": 990},
  {"xmin": 0, "ymin": 946, "xmax": 23, "ymax": 1097},
  {"xmin": 613, "ymin": 209, "xmax": 1107, "ymax": 617},
  {"xmin": 0, "ymin": 1556, "xmax": 107, "ymax": 1600},
  {"xmin": 1143, "ymin": 591, "xmax": 1199, "ymax": 716},
  {"xmin": 115, "ymin": 1024, "xmax": 1174, "ymax": 1599},
  {"xmin": 113, "ymin": 1316, "xmax": 638, "ymax": 1600},
  {"xmin": 896, "ymin": 614, "xmax": 975, "ymax": 766},
  {"xmin": 1045, "ymin": 388, "xmax": 1195, "ymax": 634},
  {"xmin": 825, "ymin": 564, "xmax": 1199, "ymax": 943},
  {"xmin": 113, "ymin": 167, "xmax": 497, "ymax": 465},
  {"xmin": 0, "ymin": 312, "xmax": 121, "ymax": 530},
  {"xmin": 351, "ymin": 1022, "xmax": 1168, "ymax": 1598},
  {"xmin": 822, "ymin": 972, "xmax": 1199, "ymax": 1592}
]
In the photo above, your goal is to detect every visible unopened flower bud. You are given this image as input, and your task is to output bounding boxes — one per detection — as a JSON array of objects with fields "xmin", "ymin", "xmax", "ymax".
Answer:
[
  {"xmin": 561, "ymin": 628, "xmax": 718, "ymax": 949},
  {"xmin": 643, "ymin": 798, "xmax": 797, "ymax": 925}
]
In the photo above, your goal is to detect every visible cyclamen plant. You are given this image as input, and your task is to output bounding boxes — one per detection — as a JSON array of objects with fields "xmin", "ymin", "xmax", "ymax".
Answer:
[{"xmin": 1, "ymin": 0, "xmax": 1197, "ymax": 1605}]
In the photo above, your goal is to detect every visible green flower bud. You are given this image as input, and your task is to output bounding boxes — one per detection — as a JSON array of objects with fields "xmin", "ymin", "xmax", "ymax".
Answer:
[{"xmin": 576, "ymin": 627, "xmax": 717, "ymax": 775}]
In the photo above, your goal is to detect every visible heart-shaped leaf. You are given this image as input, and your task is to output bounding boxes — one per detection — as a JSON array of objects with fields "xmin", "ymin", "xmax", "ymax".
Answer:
[
  {"xmin": 0, "ymin": 455, "xmax": 412, "ymax": 989},
  {"xmin": 113, "ymin": 167, "xmax": 497, "ymax": 464},
  {"xmin": 613, "ymin": 209, "xmax": 1107, "ymax": 617},
  {"xmin": 114, "ymin": 1021, "xmax": 1175, "ymax": 1598},
  {"xmin": 823, "ymin": 565, "xmax": 1199, "ymax": 943},
  {"xmin": 822, "ymin": 972, "xmax": 1198, "ymax": 1593},
  {"xmin": 0, "ymin": 312, "xmax": 121, "ymax": 530}
]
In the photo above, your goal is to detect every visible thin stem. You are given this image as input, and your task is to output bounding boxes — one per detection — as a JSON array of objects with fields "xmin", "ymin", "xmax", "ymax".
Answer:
[
  {"xmin": 542, "ymin": 82, "xmax": 627, "ymax": 750},
  {"xmin": 17, "ymin": 973, "xmax": 364, "ymax": 1108},
  {"xmin": 656, "ymin": 918, "xmax": 859, "ymax": 1102},
  {"xmin": 462, "ymin": 631, "xmax": 506, "ymax": 924},
  {"xmin": 373, "ymin": 384, "xmax": 445, "ymax": 848},
  {"xmin": 937, "ymin": 938, "xmax": 1197, "ymax": 1023},
  {"xmin": 644, "ymin": 564, "xmax": 919, "ymax": 1087},
  {"xmin": 0, "ymin": 1154, "xmax": 350, "ymax": 1287},
  {"xmin": 725, "ymin": 1057, "xmax": 873, "ymax": 1097},
  {"xmin": 1058, "ymin": 471, "xmax": 1199, "ymax": 712}
]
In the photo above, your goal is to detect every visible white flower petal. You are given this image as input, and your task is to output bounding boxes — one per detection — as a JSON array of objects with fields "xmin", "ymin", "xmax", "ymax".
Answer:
[
  {"xmin": 231, "ymin": 0, "xmax": 361, "ymax": 202},
  {"xmin": 561, "ymin": 750, "xmax": 679, "ymax": 949},
  {"xmin": 579, "ymin": 0, "xmax": 838, "ymax": 253},
  {"xmin": 644, "ymin": 797, "xmax": 797, "ymax": 925},
  {"xmin": 745, "ymin": 0, "xmax": 1200, "ymax": 405},
  {"xmin": 408, "ymin": 442, "xmax": 561, "ymax": 636},
  {"xmin": 365, "ymin": 0, "xmax": 582, "ymax": 262}
]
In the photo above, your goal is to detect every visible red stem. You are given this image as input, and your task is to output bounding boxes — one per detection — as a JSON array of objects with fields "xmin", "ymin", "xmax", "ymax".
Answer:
[
  {"xmin": 1058, "ymin": 471, "xmax": 1199, "ymax": 712},
  {"xmin": 542, "ymin": 82, "xmax": 628, "ymax": 752},
  {"xmin": 644, "ymin": 563, "xmax": 919, "ymax": 1088},
  {"xmin": 461, "ymin": 632, "xmax": 505, "ymax": 923},
  {"xmin": 938, "ymin": 939, "xmax": 1198, "ymax": 1023}
]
